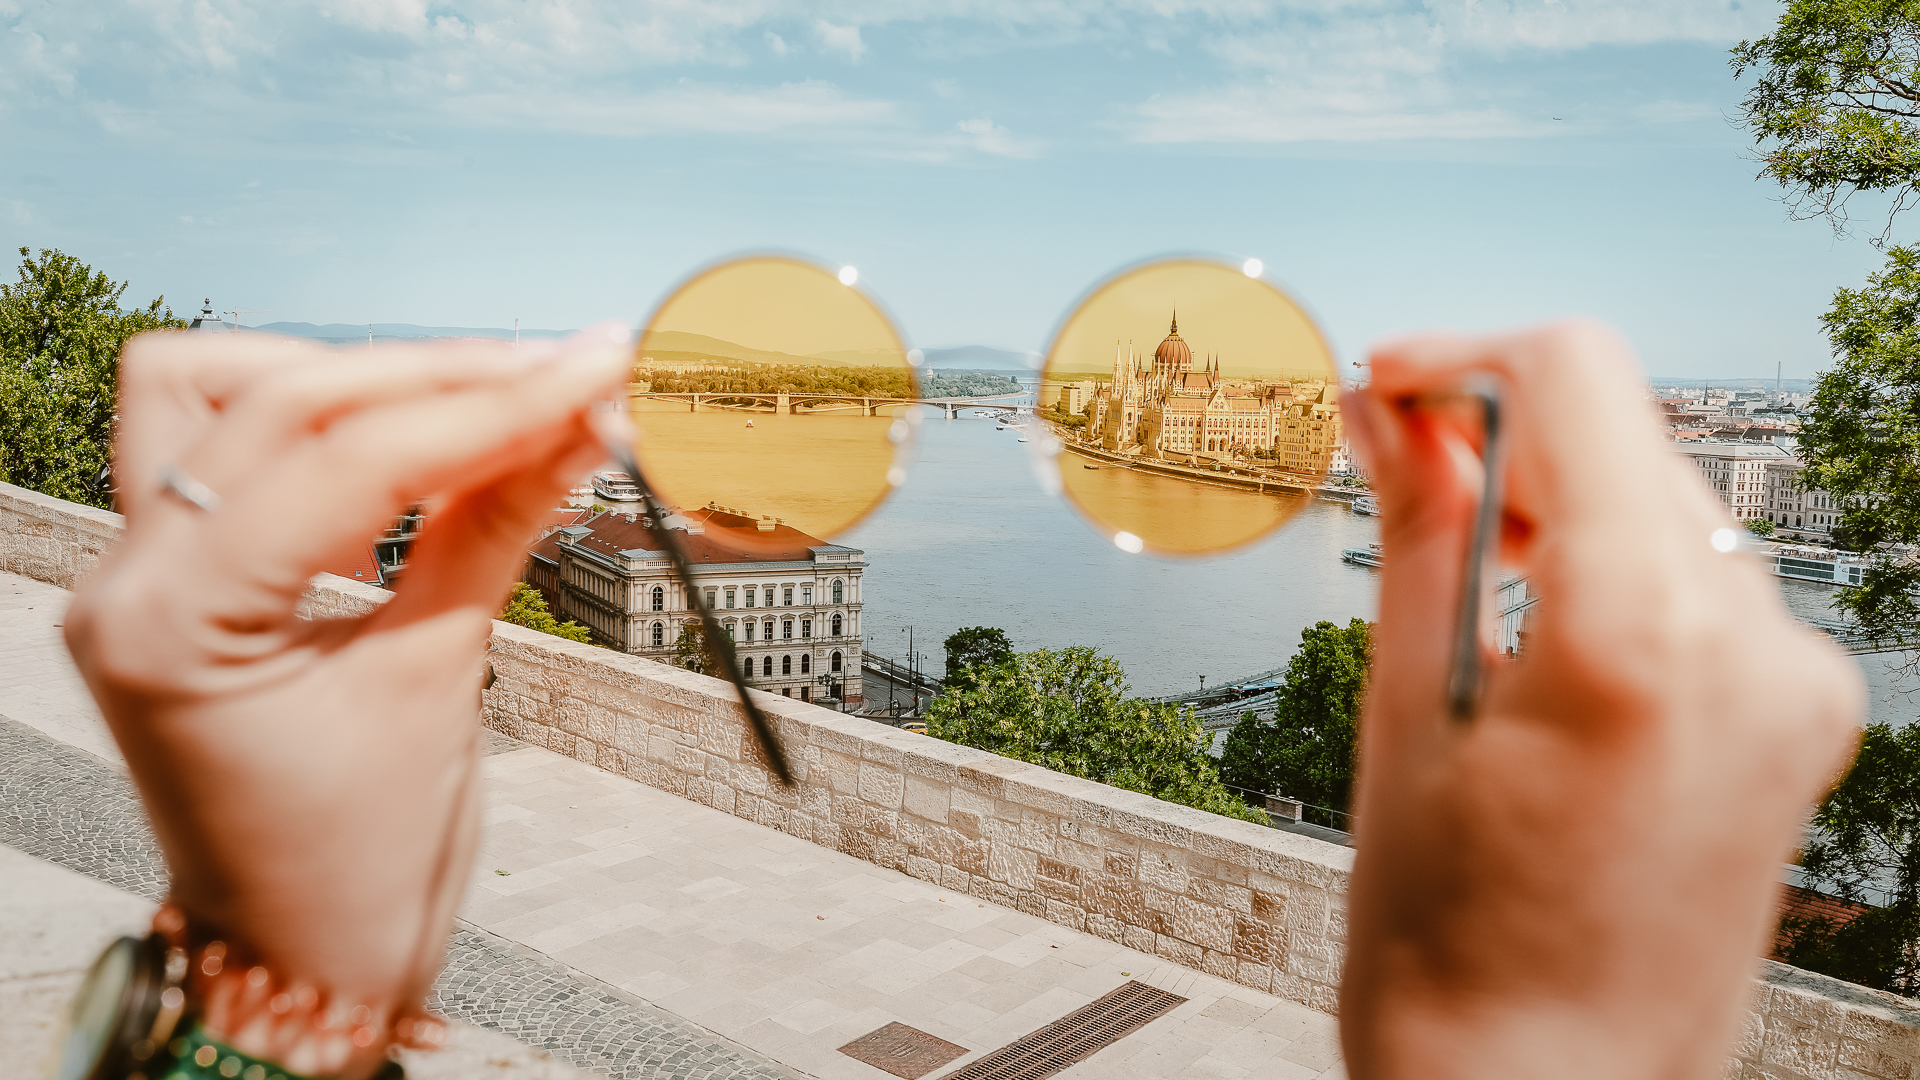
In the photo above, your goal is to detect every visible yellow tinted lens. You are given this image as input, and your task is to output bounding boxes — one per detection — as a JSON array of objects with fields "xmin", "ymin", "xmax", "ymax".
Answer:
[
  {"xmin": 628, "ymin": 257, "xmax": 914, "ymax": 550},
  {"xmin": 1040, "ymin": 259, "xmax": 1338, "ymax": 556}
]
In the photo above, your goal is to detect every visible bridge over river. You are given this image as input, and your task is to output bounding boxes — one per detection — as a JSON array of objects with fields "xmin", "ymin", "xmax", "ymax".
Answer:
[{"xmin": 631, "ymin": 390, "xmax": 1031, "ymax": 420}]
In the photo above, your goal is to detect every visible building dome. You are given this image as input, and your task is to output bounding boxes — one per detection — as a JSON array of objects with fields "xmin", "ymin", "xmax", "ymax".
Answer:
[{"xmin": 1153, "ymin": 313, "xmax": 1191, "ymax": 371}]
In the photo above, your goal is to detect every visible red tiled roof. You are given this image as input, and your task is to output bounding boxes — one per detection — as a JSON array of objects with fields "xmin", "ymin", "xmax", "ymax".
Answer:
[
  {"xmin": 559, "ymin": 505, "xmax": 834, "ymax": 563},
  {"xmin": 1770, "ymin": 884, "xmax": 1875, "ymax": 961}
]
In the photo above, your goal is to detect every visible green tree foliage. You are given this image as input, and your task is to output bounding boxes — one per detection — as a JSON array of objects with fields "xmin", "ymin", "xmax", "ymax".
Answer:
[
  {"xmin": 1218, "ymin": 619, "xmax": 1374, "ymax": 816},
  {"xmin": 1805, "ymin": 249, "xmax": 1920, "ymax": 643},
  {"xmin": 498, "ymin": 583, "xmax": 594, "ymax": 644},
  {"xmin": 1746, "ymin": 516, "xmax": 1779, "ymax": 538},
  {"xmin": 926, "ymin": 646, "xmax": 1263, "ymax": 824},
  {"xmin": 0, "ymin": 248, "xmax": 183, "ymax": 508},
  {"xmin": 944, "ymin": 626, "xmax": 1014, "ymax": 685},
  {"xmin": 921, "ymin": 370, "xmax": 1024, "ymax": 398},
  {"xmin": 673, "ymin": 623, "xmax": 707, "ymax": 672},
  {"xmin": 1778, "ymin": 722, "xmax": 1920, "ymax": 995},
  {"xmin": 1733, "ymin": 2, "xmax": 1920, "ymax": 240},
  {"xmin": 644, "ymin": 363, "xmax": 914, "ymax": 399}
]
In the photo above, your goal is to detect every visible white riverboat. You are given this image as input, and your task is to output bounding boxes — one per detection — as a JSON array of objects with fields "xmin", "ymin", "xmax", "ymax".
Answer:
[
  {"xmin": 1769, "ymin": 545, "xmax": 1868, "ymax": 587},
  {"xmin": 590, "ymin": 471, "xmax": 643, "ymax": 502},
  {"xmin": 1351, "ymin": 495, "xmax": 1380, "ymax": 516},
  {"xmin": 1341, "ymin": 542, "xmax": 1384, "ymax": 568}
]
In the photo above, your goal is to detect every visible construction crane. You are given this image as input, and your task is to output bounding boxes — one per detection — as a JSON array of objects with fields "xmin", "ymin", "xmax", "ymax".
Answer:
[{"xmin": 223, "ymin": 308, "xmax": 271, "ymax": 331}]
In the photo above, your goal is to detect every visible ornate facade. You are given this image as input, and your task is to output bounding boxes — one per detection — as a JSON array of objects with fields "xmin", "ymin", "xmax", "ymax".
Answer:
[
  {"xmin": 527, "ymin": 505, "xmax": 864, "ymax": 707},
  {"xmin": 1084, "ymin": 314, "xmax": 1342, "ymax": 473}
]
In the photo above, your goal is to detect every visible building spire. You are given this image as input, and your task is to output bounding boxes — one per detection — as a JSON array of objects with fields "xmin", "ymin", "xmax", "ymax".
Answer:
[{"xmin": 1170, "ymin": 307, "xmax": 1178, "ymax": 336}]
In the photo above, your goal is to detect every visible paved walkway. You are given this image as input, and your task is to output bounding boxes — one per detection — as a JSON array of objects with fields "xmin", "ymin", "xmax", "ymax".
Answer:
[{"xmin": 0, "ymin": 571, "xmax": 1345, "ymax": 1080}]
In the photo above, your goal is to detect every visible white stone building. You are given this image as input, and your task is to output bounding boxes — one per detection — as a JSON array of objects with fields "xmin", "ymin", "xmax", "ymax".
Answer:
[
  {"xmin": 1765, "ymin": 459, "xmax": 1846, "ymax": 540},
  {"xmin": 527, "ymin": 505, "xmax": 864, "ymax": 707},
  {"xmin": 1676, "ymin": 441, "xmax": 1789, "ymax": 522}
]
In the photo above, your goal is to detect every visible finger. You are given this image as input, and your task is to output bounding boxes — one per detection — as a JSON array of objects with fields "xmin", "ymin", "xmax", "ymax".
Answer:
[
  {"xmin": 181, "ymin": 341, "xmax": 632, "ymax": 621},
  {"xmin": 375, "ymin": 421, "xmax": 607, "ymax": 637}
]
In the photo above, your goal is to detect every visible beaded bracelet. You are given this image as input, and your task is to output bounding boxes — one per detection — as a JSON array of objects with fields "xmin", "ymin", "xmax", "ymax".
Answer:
[{"xmin": 157, "ymin": 1021, "xmax": 402, "ymax": 1080}]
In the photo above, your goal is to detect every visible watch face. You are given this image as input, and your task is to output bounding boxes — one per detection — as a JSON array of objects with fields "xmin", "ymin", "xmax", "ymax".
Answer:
[{"xmin": 46, "ymin": 936, "xmax": 136, "ymax": 1080}]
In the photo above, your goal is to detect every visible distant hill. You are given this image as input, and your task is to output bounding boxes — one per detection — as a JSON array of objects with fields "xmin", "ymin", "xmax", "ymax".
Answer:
[
  {"xmin": 919, "ymin": 345, "xmax": 1039, "ymax": 370},
  {"xmin": 256, "ymin": 322, "xmax": 577, "ymax": 342}
]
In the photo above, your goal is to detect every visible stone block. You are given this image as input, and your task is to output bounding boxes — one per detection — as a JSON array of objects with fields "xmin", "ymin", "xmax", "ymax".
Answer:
[
  {"xmin": 1085, "ymin": 913, "xmax": 1123, "ymax": 945},
  {"xmin": 1271, "ymin": 971, "xmax": 1341, "ymax": 1016},
  {"xmin": 1139, "ymin": 847, "xmax": 1190, "ymax": 893},
  {"xmin": 1082, "ymin": 872, "xmax": 1147, "ymax": 925},
  {"xmin": 1762, "ymin": 1021, "xmax": 1840, "ymax": 1078},
  {"xmin": 1836, "ymin": 1035, "xmax": 1913, "ymax": 1080},
  {"xmin": 1043, "ymin": 899, "xmax": 1086, "ymax": 931},
  {"xmin": 1191, "ymin": 877, "xmax": 1254, "ymax": 914},
  {"xmin": 941, "ymin": 865, "xmax": 972, "ymax": 893},
  {"xmin": 1235, "ymin": 959, "xmax": 1275, "ymax": 995},
  {"xmin": 1286, "ymin": 887, "xmax": 1330, "ymax": 935},
  {"xmin": 951, "ymin": 809, "xmax": 983, "ymax": 840},
  {"xmin": 1285, "ymin": 949, "xmax": 1341, "ymax": 988},
  {"xmin": 1155, "ymin": 934, "xmax": 1203, "ymax": 968},
  {"xmin": 1200, "ymin": 948, "xmax": 1238, "ymax": 980},
  {"xmin": 1036, "ymin": 875, "xmax": 1080, "ymax": 905},
  {"xmin": 903, "ymin": 774, "xmax": 951, "ymax": 823},
  {"xmin": 1122, "ymin": 924, "xmax": 1156, "ymax": 953},
  {"xmin": 905, "ymin": 855, "xmax": 940, "ymax": 883},
  {"xmin": 987, "ymin": 844, "xmax": 1038, "ymax": 890},
  {"xmin": 1234, "ymin": 916, "xmax": 1287, "ymax": 965},
  {"xmin": 1038, "ymin": 856, "xmax": 1082, "ymax": 886},
  {"xmin": 1105, "ymin": 849, "xmax": 1138, "ymax": 877},
  {"xmin": 1174, "ymin": 897, "xmax": 1237, "ymax": 953},
  {"xmin": 858, "ymin": 761, "xmax": 905, "ymax": 809}
]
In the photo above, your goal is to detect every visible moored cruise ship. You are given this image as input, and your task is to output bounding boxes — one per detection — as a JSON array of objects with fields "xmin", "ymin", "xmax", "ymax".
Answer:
[
  {"xmin": 590, "ymin": 471, "xmax": 643, "ymax": 502},
  {"xmin": 1768, "ymin": 544, "xmax": 1868, "ymax": 587}
]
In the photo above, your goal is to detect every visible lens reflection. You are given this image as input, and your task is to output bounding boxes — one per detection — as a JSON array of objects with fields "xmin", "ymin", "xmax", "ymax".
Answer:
[
  {"xmin": 629, "ymin": 256, "xmax": 915, "ymax": 548},
  {"xmin": 1039, "ymin": 258, "xmax": 1338, "ymax": 556}
]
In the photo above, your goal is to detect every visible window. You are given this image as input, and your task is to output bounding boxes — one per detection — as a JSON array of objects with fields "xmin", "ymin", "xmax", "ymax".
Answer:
[
  {"xmin": 651, "ymin": 622, "xmax": 664, "ymax": 647},
  {"xmin": 831, "ymin": 614, "xmax": 842, "ymax": 636},
  {"xmin": 801, "ymin": 654, "xmax": 811, "ymax": 674},
  {"xmin": 703, "ymin": 587, "xmax": 717, "ymax": 609},
  {"xmin": 762, "ymin": 656, "xmax": 773, "ymax": 676},
  {"xmin": 744, "ymin": 588, "xmax": 754, "ymax": 608},
  {"xmin": 831, "ymin": 651, "xmax": 842, "ymax": 673},
  {"xmin": 724, "ymin": 621, "xmax": 735, "ymax": 640},
  {"xmin": 763, "ymin": 587, "xmax": 774, "ymax": 607},
  {"xmin": 783, "ymin": 586, "xmax": 793, "ymax": 606},
  {"xmin": 802, "ymin": 586, "xmax": 813, "ymax": 606},
  {"xmin": 800, "ymin": 686, "xmax": 810, "ymax": 702},
  {"xmin": 782, "ymin": 655, "xmax": 792, "ymax": 675},
  {"xmin": 725, "ymin": 588, "xmax": 736, "ymax": 609},
  {"xmin": 651, "ymin": 586, "xmax": 664, "ymax": 612},
  {"xmin": 801, "ymin": 619, "xmax": 812, "ymax": 639},
  {"xmin": 781, "ymin": 688, "xmax": 791, "ymax": 697},
  {"xmin": 832, "ymin": 580, "xmax": 843, "ymax": 604},
  {"xmin": 783, "ymin": 619, "xmax": 793, "ymax": 639},
  {"xmin": 743, "ymin": 657, "xmax": 753, "ymax": 679}
]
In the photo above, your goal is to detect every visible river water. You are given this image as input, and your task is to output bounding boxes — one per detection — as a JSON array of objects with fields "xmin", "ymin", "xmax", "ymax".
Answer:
[{"xmin": 839, "ymin": 408, "xmax": 1914, "ymax": 727}]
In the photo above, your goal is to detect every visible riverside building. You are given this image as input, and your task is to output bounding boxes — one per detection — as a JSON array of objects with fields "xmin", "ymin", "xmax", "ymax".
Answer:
[
  {"xmin": 1676, "ymin": 441, "xmax": 1789, "ymax": 523},
  {"xmin": 525, "ymin": 505, "xmax": 864, "ymax": 707},
  {"xmin": 1083, "ymin": 314, "xmax": 1342, "ymax": 472}
]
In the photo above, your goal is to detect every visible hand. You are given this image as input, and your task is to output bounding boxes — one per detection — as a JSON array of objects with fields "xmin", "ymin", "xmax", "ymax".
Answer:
[
  {"xmin": 1339, "ymin": 321, "xmax": 1863, "ymax": 1079},
  {"xmin": 63, "ymin": 325, "xmax": 631, "ymax": 1079}
]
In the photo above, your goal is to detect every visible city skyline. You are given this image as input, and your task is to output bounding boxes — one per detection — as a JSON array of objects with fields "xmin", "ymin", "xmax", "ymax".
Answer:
[{"xmin": 1, "ymin": 1, "xmax": 1897, "ymax": 380}]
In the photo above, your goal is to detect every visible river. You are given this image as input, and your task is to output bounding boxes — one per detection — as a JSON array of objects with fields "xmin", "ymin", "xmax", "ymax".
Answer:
[{"xmin": 839, "ymin": 407, "xmax": 1914, "ymax": 727}]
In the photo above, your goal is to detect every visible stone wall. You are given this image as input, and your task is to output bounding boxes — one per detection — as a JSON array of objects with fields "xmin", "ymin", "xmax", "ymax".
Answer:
[
  {"xmin": 6, "ymin": 479, "xmax": 1918, "ymax": 1075},
  {"xmin": 0, "ymin": 483, "xmax": 123, "ymax": 588}
]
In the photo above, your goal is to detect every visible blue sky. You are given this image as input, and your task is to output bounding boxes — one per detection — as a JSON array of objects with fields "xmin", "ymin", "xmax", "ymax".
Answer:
[{"xmin": 0, "ymin": 0, "xmax": 1895, "ymax": 378}]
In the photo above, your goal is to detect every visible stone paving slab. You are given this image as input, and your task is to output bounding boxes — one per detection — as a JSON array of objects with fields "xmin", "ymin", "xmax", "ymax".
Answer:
[{"xmin": 0, "ymin": 570, "xmax": 1348, "ymax": 1080}]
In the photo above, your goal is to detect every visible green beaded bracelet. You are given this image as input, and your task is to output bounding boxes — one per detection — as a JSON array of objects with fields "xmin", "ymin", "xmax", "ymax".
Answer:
[{"xmin": 153, "ymin": 1021, "xmax": 404, "ymax": 1080}]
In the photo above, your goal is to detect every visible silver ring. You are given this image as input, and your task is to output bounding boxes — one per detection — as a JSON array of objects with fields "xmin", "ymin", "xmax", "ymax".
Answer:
[{"xmin": 157, "ymin": 465, "xmax": 222, "ymax": 514}]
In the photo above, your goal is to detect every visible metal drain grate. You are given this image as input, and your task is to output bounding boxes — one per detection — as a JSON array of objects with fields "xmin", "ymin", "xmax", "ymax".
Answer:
[
  {"xmin": 839, "ymin": 1023, "xmax": 970, "ymax": 1080},
  {"xmin": 932, "ymin": 981, "xmax": 1187, "ymax": 1080}
]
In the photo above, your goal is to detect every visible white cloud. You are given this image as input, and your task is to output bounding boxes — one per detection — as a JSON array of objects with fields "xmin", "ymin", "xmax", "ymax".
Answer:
[
  {"xmin": 815, "ymin": 20, "xmax": 866, "ymax": 62},
  {"xmin": 955, "ymin": 117, "xmax": 1036, "ymax": 157},
  {"xmin": 456, "ymin": 79, "xmax": 901, "ymax": 138},
  {"xmin": 765, "ymin": 31, "xmax": 789, "ymax": 56}
]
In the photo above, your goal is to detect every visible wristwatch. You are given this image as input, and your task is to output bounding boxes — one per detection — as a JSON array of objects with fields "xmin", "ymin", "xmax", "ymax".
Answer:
[{"xmin": 46, "ymin": 931, "xmax": 189, "ymax": 1080}]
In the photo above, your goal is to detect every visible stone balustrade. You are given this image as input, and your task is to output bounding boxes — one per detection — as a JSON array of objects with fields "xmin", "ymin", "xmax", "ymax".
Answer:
[{"xmin": 3, "ymin": 478, "xmax": 1915, "ymax": 1078}]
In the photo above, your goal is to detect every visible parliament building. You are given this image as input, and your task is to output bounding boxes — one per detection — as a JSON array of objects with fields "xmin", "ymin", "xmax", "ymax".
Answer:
[{"xmin": 1083, "ymin": 314, "xmax": 1342, "ymax": 474}]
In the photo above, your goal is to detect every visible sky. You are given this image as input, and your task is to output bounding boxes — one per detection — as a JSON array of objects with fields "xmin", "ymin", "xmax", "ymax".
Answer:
[{"xmin": 0, "ymin": 0, "xmax": 1898, "ymax": 379}]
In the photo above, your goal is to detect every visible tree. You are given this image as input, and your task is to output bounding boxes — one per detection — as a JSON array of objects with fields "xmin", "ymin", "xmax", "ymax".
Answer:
[
  {"xmin": 1778, "ymin": 722, "xmax": 1920, "ymax": 994},
  {"xmin": 0, "ymin": 248, "xmax": 183, "ymax": 508},
  {"xmin": 1218, "ymin": 619, "xmax": 1374, "ymax": 818},
  {"xmin": 1803, "ymin": 250, "xmax": 1920, "ymax": 650},
  {"xmin": 944, "ymin": 626, "xmax": 1014, "ymax": 684},
  {"xmin": 926, "ymin": 646, "xmax": 1263, "ymax": 824},
  {"xmin": 498, "ymin": 583, "xmax": 594, "ymax": 644},
  {"xmin": 1733, "ymin": 3, "xmax": 1920, "ymax": 241},
  {"xmin": 1734, "ymin": 8, "xmax": 1920, "ymax": 655},
  {"xmin": 673, "ymin": 623, "xmax": 712, "ymax": 672},
  {"xmin": 1746, "ymin": 516, "xmax": 1779, "ymax": 538}
]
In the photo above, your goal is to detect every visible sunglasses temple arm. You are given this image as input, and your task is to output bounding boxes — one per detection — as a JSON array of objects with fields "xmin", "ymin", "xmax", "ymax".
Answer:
[
  {"xmin": 602, "ymin": 440, "xmax": 798, "ymax": 787},
  {"xmin": 1447, "ymin": 381, "xmax": 1505, "ymax": 721}
]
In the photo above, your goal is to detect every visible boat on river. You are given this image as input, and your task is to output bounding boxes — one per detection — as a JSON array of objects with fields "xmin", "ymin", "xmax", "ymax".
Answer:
[
  {"xmin": 1341, "ymin": 542, "xmax": 1384, "ymax": 568},
  {"xmin": 1351, "ymin": 495, "xmax": 1380, "ymax": 516},
  {"xmin": 590, "ymin": 471, "xmax": 643, "ymax": 502},
  {"xmin": 1769, "ymin": 545, "xmax": 1868, "ymax": 587}
]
